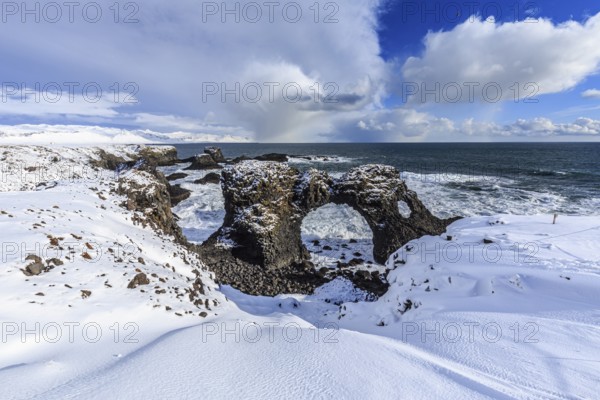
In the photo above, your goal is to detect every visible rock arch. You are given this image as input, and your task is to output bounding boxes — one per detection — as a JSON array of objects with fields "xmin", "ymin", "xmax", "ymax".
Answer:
[{"xmin": 198, "ymin": 161, "xmax": 459, "ymax": 295}]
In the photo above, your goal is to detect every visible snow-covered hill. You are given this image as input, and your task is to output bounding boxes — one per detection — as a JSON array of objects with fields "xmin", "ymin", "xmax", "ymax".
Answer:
[
  {"xmin": 0, "ymin": 125, "xmax": 251, "ymax": 144},
  {"xmin": 1, "ymin": 145, "xmax": 599, "ymax": 399}
]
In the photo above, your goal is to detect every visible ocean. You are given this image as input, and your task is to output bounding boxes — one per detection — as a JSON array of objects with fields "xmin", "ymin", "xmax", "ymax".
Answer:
[{"xmin": 172, "ymin": 142, "xmax": 600, "ymax": 218}]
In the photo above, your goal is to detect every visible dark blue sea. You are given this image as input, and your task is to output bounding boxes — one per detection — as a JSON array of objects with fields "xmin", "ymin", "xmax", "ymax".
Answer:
[{"xmin": 172, "ymin": 143, "xmax": 600, "ymax": 217}]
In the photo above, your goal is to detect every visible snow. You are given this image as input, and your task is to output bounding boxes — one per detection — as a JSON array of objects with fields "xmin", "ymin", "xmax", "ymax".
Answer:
[
  {"xmin": 1, "ymin": 145, "xmax": 600, "ymax": 399},
  {"xmin": 288, "ymin": 155, "xmax": 357, "ymax": 164},
  {"xmin": 0, "ymin": 124, "xmax": 251, "ymax": 144}
]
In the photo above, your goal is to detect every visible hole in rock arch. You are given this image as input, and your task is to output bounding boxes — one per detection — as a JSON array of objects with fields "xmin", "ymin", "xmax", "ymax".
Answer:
[
  {"xmin": 398, "ymin": 201, "xmax": 412, "ymax": 218},
  {"xmin": 301, "ymin": 204, "xmax": 381, "ymax": 271}
]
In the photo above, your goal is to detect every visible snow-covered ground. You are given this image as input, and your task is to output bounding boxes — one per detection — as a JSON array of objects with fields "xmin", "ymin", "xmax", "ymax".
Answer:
[{"xmin": 1, "ymin": 146, "xmax": 599, "ymax": 399}]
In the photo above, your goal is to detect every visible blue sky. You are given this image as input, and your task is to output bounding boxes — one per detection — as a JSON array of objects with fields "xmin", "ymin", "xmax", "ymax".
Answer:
[
  {"xmin": 377, "ymin": 0, "xmax": 600, "ymax": 125},
  {"xmin": 1, "ymin": 0, "xmax": 600, "ymax": 142}
]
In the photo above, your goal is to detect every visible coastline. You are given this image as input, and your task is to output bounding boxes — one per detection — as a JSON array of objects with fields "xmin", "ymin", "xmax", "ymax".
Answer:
[{"xmin": 1, "ymin": 144, "xmax": 599, "ymax": 399}]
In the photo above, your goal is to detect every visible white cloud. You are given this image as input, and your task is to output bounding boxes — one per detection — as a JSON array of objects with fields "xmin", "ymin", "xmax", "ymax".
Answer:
[
  {"xmin": 402, "ymin": 13, "xmax": 600, "ymax": 103},
  {"xmin": 3, "ymin": 3, "xmax": 600, "ymax": 143},
  {"xmin": 0, "ymin": 86, "xmax": 127, "ymax": 118},
  {"xmin": 329, "ymin": 109, "xmax": 600, "ymax": 141},
  {"xmin": 0, "ymin": 0, "xmax": 387, "ymax": 142},
  {"xmin": 582, "ymin": 89, "xmax": 600, "ymax": 98}
]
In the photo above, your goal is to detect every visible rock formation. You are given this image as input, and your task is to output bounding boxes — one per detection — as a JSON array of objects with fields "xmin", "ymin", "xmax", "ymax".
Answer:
[
  {"xmin": 168, "ymin": 184, "xmax": 191, "ymax": 206},
  {"xmin": 92, "ymin": 148, "xmax": 188, "ymax": 245},
  {"xmin": 203, "ymin": 146, "xmax": 226, "ymax": 163},
  {"xmin": 332, "ymin": 165, "xmax": 457, "ymax": 263},
  {"xmin": 199, "ymin": 161, "xmax": 458, "ymax": 296},
  {"xmin": 138, "ymin": 146, "xmax": 179, "ymax": 166},
  {"xmin": 184, "ymin": 154, "xmax": 220, "ymax": 170},
  {"xmin": 194, "ymin": 172, "xmax": 221, "ymax": 185}
]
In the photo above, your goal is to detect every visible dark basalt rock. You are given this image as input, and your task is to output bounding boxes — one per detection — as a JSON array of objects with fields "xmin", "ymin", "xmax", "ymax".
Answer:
[
  {"xmin": 166, "ymin": 172, "xmax": 188, "ymax": 181},
  {"xmin": 211, "ymin": 161, "xmax": 309, "ymax": 270},
  {"xmin": 194, "ymin": 172, "xmax": 221, "ymax": 185},
  {"xmin": 199, "ymin": 161, "xmax": 459, "ymax": 297},
  {"xmin": 23, "ymin": 260, "xmax": 45, "ymax": 276},
  {"xmin": 184, "ymin": 154, "xmax": 221, "ymax": 170},
  {"xmin": 115, "ymin": 166, "xmax": 187, "ymax": 245},
  {"xmin": 204, "ymin": 146, "xmax": 226, "ymax": 163},
  {"xmin": 138, "ymin": 146, "xmax": 178, "ymax": 166},
  {"xmin": 91, "ymin": 149, "xmax": 130, "ymax": 170},
  {"xmin": 127, "ymin": 273, "xmax": 150, "ymax": 289},
  {"xmin": 231, "ymin": 155, "xmax": 252, "ymax": 164},
  {"xmin": 93, "ymin": 147, "xmax": 186, "ymax": 245},
  {"xmin": 253, "ymin": 153, "xmax": 289, "ymax": 162},
  {"xmin": 168, "ymin": 184, "xmax": 192, "ymax": 206},
  {"xmin": 195, "ymin": 244, "xmax": 329, "ymax": 297},
  {"xmin": 332, "ymin": 165, "xmax": 459, "ymax": 264}
]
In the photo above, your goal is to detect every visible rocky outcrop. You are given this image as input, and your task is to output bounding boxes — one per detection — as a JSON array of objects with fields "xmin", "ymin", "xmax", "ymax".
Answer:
[
  {"xmin": 253, "ymin": 153, "xmax": 289, "ymax": 162},
  {"xmin": 332, "ymin": 165, "xmax": 459, "ymax": 263},
  {"xmin": 184, "ymin": 154, "xmax": 220, "ymax": 170},
  {"xmin": 204, "ymin": 146, "xmax": 226, "ymax": 163},
  {"xmin": 231, "ymin": 155, "xmax": 252, "ymax": 164},
  {"xmin": 194, "ymin": 172, "xmax": 221, "ymax": 185},
  {"xmin": 231, "ymin": 154, "xmax": 288, "ymax": 164},
  {"xmin": 180, "ymin": 147, "xmax": 226, "ymax": 170},
  {"xmin": 138, "ymin": 146, "xmax": 178, "ymax": 166},
  {"xmin": 168, "ymin": 184, "xmax": 192, "ymax": 206},
  {"xmin": 214, "ymin": 161, "xmax": 307, "ymax": 269},
  {"xmin": 166, "ymin": 173, "xmax": 188, "ymax": 181},
  {"xmin": 91, "ymin": 149, "xmax": 130, "ymax": 170},
  {"xmin": 113, "ymin": 162, "xmax": 187, "ymax": 244},
  {"xmin": 199, "ymin": 161, "xmax": 458, "ymax": 296},
  {"xmin": 92, "ymin": 146, "xmax": 178, "ymax": 170}
]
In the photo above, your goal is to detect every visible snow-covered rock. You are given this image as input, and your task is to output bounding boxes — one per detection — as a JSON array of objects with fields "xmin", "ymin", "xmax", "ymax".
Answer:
[{"xmin": 199, "ymin": 161, "xmax": 456, "ymax": 297}]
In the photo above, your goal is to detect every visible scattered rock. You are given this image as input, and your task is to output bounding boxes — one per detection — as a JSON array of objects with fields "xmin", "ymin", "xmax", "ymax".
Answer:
[
  {"xmin": 348, "ymin": 258, "xmax": 364, "ymax": 267},
  {"xmin": 204, "ymin": 146, "xmax": 226, "ymax": 163},
  {"xmin": 184, "ymin": 154, "xmax": 220, "ymax": 170},
  {"xmin": 253, "ymin": 153, "xmax": 288, "ymax": 162},
  {"xmin": 231, "ymin": 155, "xmax": 252, "ymax": 164},
  {"xmin": 23, "ymin": 261, "xmax": 45, "ymax": 276},
  {"xmin": 46, "ymin": 258, "xmax": 64, "ymax": 267},
  {"xmin": 25, "ymin": 254, "xmax": 42, "ymax": 263},
  {"xmin": 168, "ymin": 184, "xmax": 192, "ymax": 207},
  {"xmin": 127, "ymin": 273, "xmax": 150, "ymax": 289},
  {"xmin": 166, "ymin": 173, "xmax": 188, "ymax": 181},
  {"xmin": 80, "ymin": 290, "xmax": 92, "ymax": 299},
  {"xmin": 194, "ymin": 172, "xmax": 221, "ymax": 185}
]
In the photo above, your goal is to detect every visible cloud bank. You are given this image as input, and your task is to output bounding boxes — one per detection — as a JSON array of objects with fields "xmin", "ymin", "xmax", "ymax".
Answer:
[
  {"xmin": 1, "ymin": 2, "xmax": 600, "ymax": 142},
  {"xmin": 402, "ymin": 14, "xmax": 600, "ymax": 103}
]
